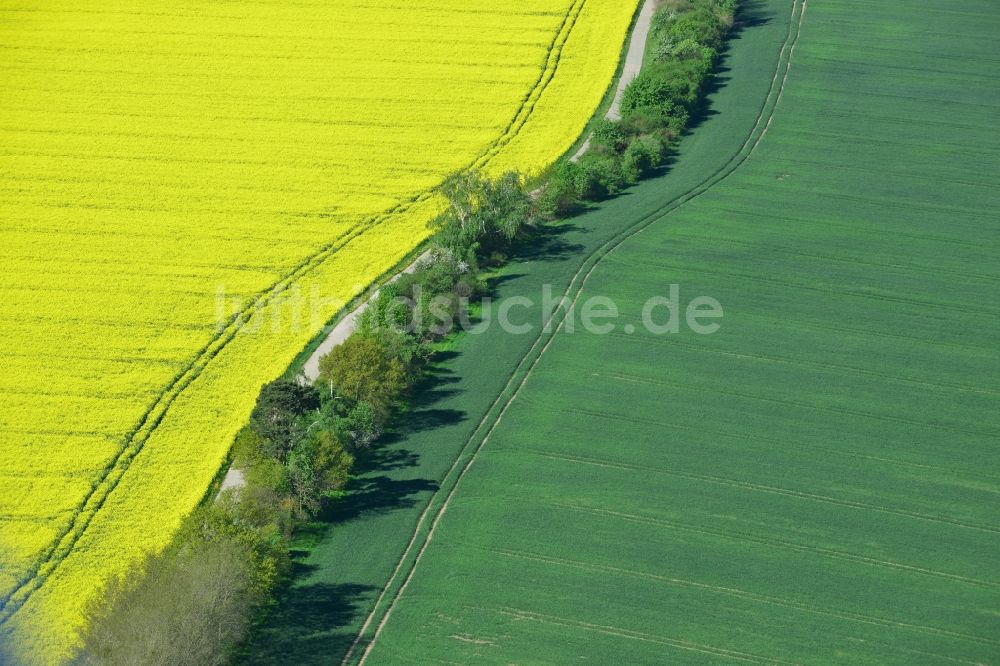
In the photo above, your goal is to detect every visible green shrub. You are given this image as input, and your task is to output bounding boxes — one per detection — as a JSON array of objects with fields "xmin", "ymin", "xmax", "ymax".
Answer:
[
  {"xmin": 395, "ymin": 247, "xmax": 474, "ymax": 300},
  {"xmin": 366, "ymin": 246, "xmax": 481, "ymax": 340},
  {"xmin": 622, "ymin": 103, "xmax": 689, "ymax": 141},
  {"xmin": 237, "ymin": 457, "xmax": 295, "ymax": 538},
  {"xmin": 318, "ymin": 332, "xmax": 417, "ymax": 419},
  {"xmin": 360, "ymin": 282, "xmax": 409, "ymax": 334},
  {"xmin": 535, "ymin": 162, "xmax": 584, "ymax": 219},
  {"xmin": 670, "ymin": 38, "xmax": 716, "ymax": 62},
  {"xmin": 284, "ymin": 430, "xmax": 353, "ymax": 516},
  {"xmin": 554, "ymin": 156, "xmax": 627, "ymax": 201},
  {"xmin": 620, "ymin": 62, "xmax": 701, "ymax": 116},
  {"xmin": 668, "ymin": 7, "xmax": 725, "ymax": 51},
  {"xmin": 622, "ymin": 136, "xmax": 665, "ymax": 182},
  {"xmin": 591, "ymin": 118, "xmax": 630, "ymax": 153},
  {"xmin": 182, "ymin": 503, "xmax": 290, "ymax": 598},
  {"xmin": 682, "ymin": 48, "xmax": 716, "ymax": 84},
  {"xmin": 535, "ymin": 179, "xmax": 579, "ymax": 220},
  {"xmin": 230, "ymin": 425, "xmax": 269, "ymax": 468},
  {"xmin": 650, "ymin": 6, "xmax": 679, "ymax": 36},
  {"xmin": 713, "ymin": 0, "xmax": 737, "ymax": 15},
  {"xmin": 370, "ymin": 327, "xmax": 430, "ymax": 371},
  {"xmin": 249, "ymin": 381, "xmax": 319, "ymax": 460},
  {"xmin": 434, "ymin": 171, "xmax": 531, "ymax": 258},
  {"xmin": 582, "ymin": 154, "xmax": 629, "ymax": 198},
  {"xmin": 652, "ymin": 36, "xmax": 676, "ymax": 62},
  {"xmin": 564, "ymin": 161, "xmax": 600, "ymax": 200},
  {"xmin": 345, "ymin": 400, "xmax": 383, "ymax": 450}
]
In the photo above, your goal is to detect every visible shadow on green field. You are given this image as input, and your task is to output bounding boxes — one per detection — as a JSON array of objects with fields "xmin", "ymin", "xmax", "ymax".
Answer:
[
  {"xmin": 320, "ymin": 473, "xmax": 440, "ymax": 525},
  {"xmin": 512, "ymin": 221, "xmax": 587, "ymax": 261},
  {"xmin": 237, "ymin": 580, "xmax": 376, "ymax": 666},
  {"xmin": 685, "ymin": 0, "xmax": 774, "ymax": 132},
  {"xmin": 239, "ymin": 358, "xmax": 465, "ymax": 663}
]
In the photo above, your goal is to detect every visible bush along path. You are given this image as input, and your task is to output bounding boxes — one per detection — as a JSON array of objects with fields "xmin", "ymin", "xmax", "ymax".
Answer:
[
  {"xmin": 72, "ymin": 1, "xmax": 755, "ymax": 663},
  {"xmin": 216, "ymin": 249, "xmax": 433, "ymax": 500},
  {"xmin": 301, "ymin": 251, "xmax": 432, "ymax": 384},
  {"xmin": 536, "ymin": 0, "xmax": 739, "ymax": 219},
  {"xmin": 570, "ymin": 0, "xmax": 657, "ymax": 160}
]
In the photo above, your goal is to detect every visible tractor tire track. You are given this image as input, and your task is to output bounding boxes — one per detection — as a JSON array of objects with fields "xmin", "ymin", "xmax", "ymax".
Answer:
[
  {"xmin": 489, "ymin": 547, "xmax": 1000, "ymax": 649},
  {"xmin": 545, "ymin": 503, "xmax": 1000, "ymax": 589}
]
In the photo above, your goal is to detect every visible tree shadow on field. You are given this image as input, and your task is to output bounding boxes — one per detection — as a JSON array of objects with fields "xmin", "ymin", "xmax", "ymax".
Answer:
[
  {"xmin": 735, "ymin": 0, "xmax": 775, "ymax": 30},
  {"xmin": 512, "ymin": 222, "xmax": 586, "ymax": 263},
  {"xmin": 684, "ymin": 0, "xmax": 773, "ymax": 134},
  {"xmin": 320, "ymin": 474, "xmax": 439, "ymax": 524},
  {"xmin": 237, "ymin": 579, "xmax": 377, "ymax": 666},
  {"xmin": 318, "ymin": 360, "xmax": 466, "ymax": 525},
  {"xmin": 486, "ymin": 271, "xmax": 529, "ymax": 295},
  {"xmin": 388, "ymin": 364, "xmax": 466, "ymax": 438},
  {"xmin": 237, "ymin": 352, "xmax": 470, "ymax": 663}
]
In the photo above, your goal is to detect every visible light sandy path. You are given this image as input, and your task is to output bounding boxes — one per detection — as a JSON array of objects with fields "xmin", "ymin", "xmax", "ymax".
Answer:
[
  {"xmin": 607, "ymin": 0, "xmax": 656, "ymax": 121},
  {"xmin": 571, "ymin": 0, "xmax": 657, "ymax": 161},
  {"xmin": 219, "ymin": 0, "xmax": 654, "ymax": 494},
  {"xmin": 218, "ymin": 250, "xmax": 431, "ymax": 496},
  {"xmin": 302, "ymin": 250, "xmax": 430, "ymax": 383},
  {"xmin": 217, "ymin": 468, "xmax": 245, "ymax": 495}
]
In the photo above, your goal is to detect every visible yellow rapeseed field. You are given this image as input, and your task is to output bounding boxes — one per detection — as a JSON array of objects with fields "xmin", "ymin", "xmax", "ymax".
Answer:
[{"xmin": 0, "ymin": 0, "xmax": 638, "ymax": 661}]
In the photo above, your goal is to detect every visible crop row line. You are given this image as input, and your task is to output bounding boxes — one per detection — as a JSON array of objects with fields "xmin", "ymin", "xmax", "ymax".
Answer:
[
  {"xmin": 548, "ymin": 502, "xmax": 1000, "ymax": 589},
  {"xmin": 531, "ymin": 448, "xmax": 1000, "ymax": 536},
  {"xmin": 488, "ymin": 605, "xmax": 788, "ymax": 664},
  {"xmin": 488, "ymin": 547, "xmax": 1000, "ymax": 648},
  {"xmin": 550, "ymin": 399, "xmax": 1000, "ymax": 484}
]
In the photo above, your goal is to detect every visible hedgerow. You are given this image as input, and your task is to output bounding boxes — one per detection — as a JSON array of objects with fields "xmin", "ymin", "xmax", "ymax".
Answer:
[{"xmin": 544, "ymin": 0, "xmax": 738, "ymax": 212}]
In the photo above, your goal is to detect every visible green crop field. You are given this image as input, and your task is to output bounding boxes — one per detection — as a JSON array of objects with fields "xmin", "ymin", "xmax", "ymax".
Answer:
[{"xmin": 315, "ymin": 0, "xmax": 1000, "ymax": 663}]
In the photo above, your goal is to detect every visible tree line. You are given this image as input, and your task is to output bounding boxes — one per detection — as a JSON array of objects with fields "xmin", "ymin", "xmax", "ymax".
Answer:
[{"xmin": 540, "ymin": 0, "xmax": 738, "ymax": 216}]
